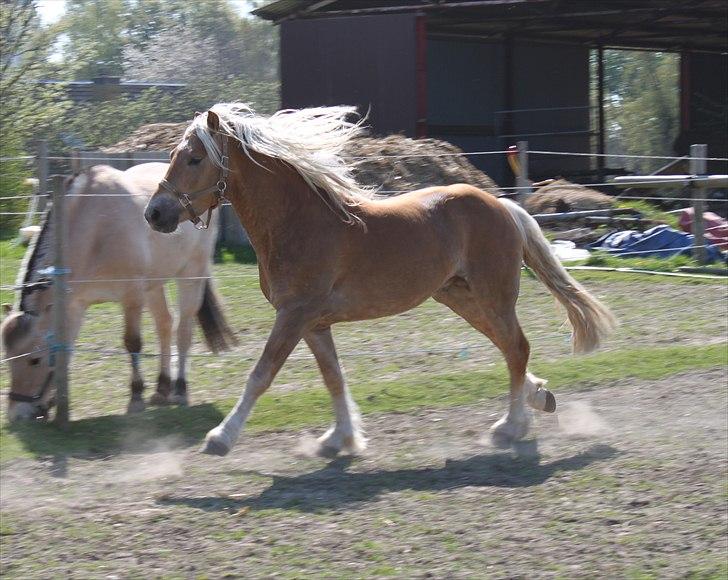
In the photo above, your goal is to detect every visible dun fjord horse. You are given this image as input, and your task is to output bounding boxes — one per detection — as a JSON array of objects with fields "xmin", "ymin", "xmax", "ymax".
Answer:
[
  {"xmin": 144, "ymin": 104, "xmax": 616, "ymax": 456},
  {"xmin": 2, "ymin": 163, "xmax": 236, "ymax": 421}
]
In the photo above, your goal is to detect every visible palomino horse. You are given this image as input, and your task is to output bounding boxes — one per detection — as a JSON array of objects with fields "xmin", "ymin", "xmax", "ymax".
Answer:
[
  {"xmin": 144, "ymin": 104, "xmax": 616, "ymax": 456},
  {"xmin": 1, "ymin": 163, "xmax": 236, "ymax": 421}
]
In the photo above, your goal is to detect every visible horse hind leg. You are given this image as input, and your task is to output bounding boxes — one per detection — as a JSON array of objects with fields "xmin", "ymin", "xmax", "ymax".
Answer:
[
  {"xmin": 172, "ymin": 279, "xmax": 206, "ymax": 405},
  {"xmin": 146, "ymin": 286, "xmax": 174, "ymax": 406},
  {"xmin": 434, "ymin": 286, "xmax": 554, "ymax": 447}
]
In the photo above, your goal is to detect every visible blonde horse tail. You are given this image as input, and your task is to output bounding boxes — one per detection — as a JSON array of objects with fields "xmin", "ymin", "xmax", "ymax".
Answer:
[
  {"xmin": 197, "ymin": 279, "xmax": 239, "ymax": 354},
  {"xmin": 500, "ymin": 198, "xmax": 617, "ymax": 353}
]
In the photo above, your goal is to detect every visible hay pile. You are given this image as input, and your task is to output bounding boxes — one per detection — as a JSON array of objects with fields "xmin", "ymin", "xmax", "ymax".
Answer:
[
  {"xmin": 103, "ymin": 124, "xmax": 500, "ymax": 195},
  {"xmin": 524, "ymin": 178, "xmax": 616, "ymax": 215},
  {"xmin": 103, "ymin": 123, "xmax": 186, "ymax": 153}
]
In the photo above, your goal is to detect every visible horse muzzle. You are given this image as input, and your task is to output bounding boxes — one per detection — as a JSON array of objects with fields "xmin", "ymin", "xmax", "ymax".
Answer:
[
  {"xmin": 145, "ymin": 196, "xmax": 181, "ymax": 233},
  {"xmin": 7, "ymin": 398, "xmax": 54, "ymax": 422}
]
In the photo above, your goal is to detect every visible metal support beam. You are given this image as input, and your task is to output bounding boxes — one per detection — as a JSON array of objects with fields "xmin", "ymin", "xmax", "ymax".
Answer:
[{"xmin": 690, "ymin": 144, "xmax": 708, "ymax": 264}]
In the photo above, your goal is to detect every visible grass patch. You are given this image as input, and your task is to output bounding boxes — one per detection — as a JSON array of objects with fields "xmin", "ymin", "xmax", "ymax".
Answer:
[
  {"xmin": 583, "ymin": 251, "xmax": 706, "ymax": 273},
  {"xmin": 243, "ymin": 343, "xmax": 726, "ymax": 433},
  {"xmin": 216, "ymin": 243, "xmax": 257, "ymax": 264},
  {"xmin": 2, "ymin": 343, "xmax": 723, "ymax": 461},
  {"xmin": 616, "ymin": 200, "xmax": 680, "ymax": 229}
]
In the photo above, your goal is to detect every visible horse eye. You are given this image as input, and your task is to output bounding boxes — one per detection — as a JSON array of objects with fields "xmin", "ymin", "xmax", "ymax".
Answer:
[
  {"xmin": 189, "ymin": 157, "xmax": 202, "ymax": 166},
  {"xmin": 29, "ymin": 358, "xmax": 40, "ymax": 366}
]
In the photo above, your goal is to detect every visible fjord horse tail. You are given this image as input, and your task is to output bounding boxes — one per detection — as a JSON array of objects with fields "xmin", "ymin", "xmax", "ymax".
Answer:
[
  {"xmin": 499, "ymin": 198, "xmax": 617, "ymax": 353},
  {"xmin": 197, "ymin": 279, "xmax": 239, "ymax": 354}
]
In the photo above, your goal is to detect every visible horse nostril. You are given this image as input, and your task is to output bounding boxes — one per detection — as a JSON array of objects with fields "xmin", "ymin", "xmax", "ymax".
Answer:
[{"xmin": 149, "ymin": 208, "xmax": 161, "ymax": 223}]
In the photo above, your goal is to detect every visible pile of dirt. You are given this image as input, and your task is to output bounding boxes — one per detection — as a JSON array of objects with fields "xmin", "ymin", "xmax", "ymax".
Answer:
[
  {"xmin": 524, "ymin": 178, "xmax": 616, "ymax": 214},
  {"xmin": 103, "ymin": 124, "xmax": 500, "ymax": 195}
]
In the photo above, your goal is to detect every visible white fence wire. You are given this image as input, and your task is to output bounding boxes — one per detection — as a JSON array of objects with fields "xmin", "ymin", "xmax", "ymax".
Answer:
[{"xmin": 1, "ymin": 144, "xmax": 726, "ymax": 398}]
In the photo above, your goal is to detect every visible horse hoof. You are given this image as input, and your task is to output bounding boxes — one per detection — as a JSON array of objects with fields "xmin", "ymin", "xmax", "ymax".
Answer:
[
  {"xmin": 169, "ymin": 393, "xmax": 189, "ymax": 407},
  {"xmin": 200, "ymin": 438, "xmax": 230, "ymax": 456},
  {"xmin": 544, "ymin": 391, "xmax": 557, "ymax": 413},
  {"xmin": 200, "ymin": 429, "xmax": 231, "ymax": 456},
  {"xmin": 316, "ymin": 445, "xmax": 341, "ymax": 459},
  {"xmin": 126, "ymin": 398, "xmax": 145, "ymax": 414},
  {"xmin": 490, "ymin": 431, "xmax": 514, "ymax": 449},
  {"xmin": 489, "ymin": 414, "xmax": 530, "ymax": 447},
  {"xmin": 148, "ymin": 392, "xmax": 170, "ymax": 406}
]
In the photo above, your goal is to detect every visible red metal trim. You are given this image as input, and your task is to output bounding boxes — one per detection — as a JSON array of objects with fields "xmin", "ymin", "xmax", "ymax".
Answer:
[{"xmin": 415, "ymin": 15, "xmax": 428, "ymax": 138}]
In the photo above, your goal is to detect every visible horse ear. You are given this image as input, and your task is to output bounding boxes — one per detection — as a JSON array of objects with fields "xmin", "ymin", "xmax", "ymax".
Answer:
[
  {"xmin": 207, "ymin": 110, "xmax": 220, "ymax": 132},
  {"xmin": 194, "ymin": 111, "xmax": 202, "ymax": 118},
  {"xmin": 2, "ymin": 303, "xmax": 11, "ymax": 316}
]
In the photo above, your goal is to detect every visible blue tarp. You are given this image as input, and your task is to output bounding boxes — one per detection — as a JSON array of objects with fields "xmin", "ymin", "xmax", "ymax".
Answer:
[{"xmin": 589, "ymin": 225, "xmax": 725, "ymax": 263}]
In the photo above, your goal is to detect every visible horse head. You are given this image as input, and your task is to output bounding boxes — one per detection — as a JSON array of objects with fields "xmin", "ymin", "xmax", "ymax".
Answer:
[
  {"xmin": 1, "ymin": 305, "xmax": 56, "ymax": 422},
  {"xmin": 145, "ymin": 110, "xmax": 227, "ymax": 233}
]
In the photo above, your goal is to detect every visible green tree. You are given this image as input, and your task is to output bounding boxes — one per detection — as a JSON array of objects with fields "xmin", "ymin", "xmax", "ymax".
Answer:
[
  {"xmin": 0, "ymin": 0, "xmax": 69, "ymax": 232},
  {"xmin": 61, "ymin": 0, "xmax": 129, "ymax": 78},
  {"xmin": 600, "ymin": 50, "xmax": 679, "ymax": 174}
]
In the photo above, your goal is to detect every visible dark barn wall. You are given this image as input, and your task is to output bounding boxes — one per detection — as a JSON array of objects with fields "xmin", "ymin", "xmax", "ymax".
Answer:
[
  {"xmin": 427, "ymin": 39, "xmax": 507, "ymax": 183},
  {"xmin": 681, "ymin": 52, "xmax": 728, "ymax": 173},
  {"xmin": 511, "ymin": 42, "xmax": 591, "ymax": 181},
  {"xmin": 280, "ymin": 14, "xmax": 418, "ymax": 136},
  {"xmin": 426, "ymin": 39, "xmax": 590, "ymax": 184}
]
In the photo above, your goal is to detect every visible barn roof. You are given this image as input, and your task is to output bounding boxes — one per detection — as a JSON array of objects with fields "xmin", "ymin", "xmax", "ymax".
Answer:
[{"xmin": 253, "ymin": 0, "xmax": 728, "ymax": 53}]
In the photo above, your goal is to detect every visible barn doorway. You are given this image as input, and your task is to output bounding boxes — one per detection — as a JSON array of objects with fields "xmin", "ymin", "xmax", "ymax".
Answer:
[{"xmin": 592, "ymin": 49, "xmax": 680, "ymax": 175}]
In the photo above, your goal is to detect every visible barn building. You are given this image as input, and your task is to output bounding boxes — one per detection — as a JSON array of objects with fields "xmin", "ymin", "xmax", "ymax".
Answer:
[{"xmin": 254, "ymin": 0, "xmax": 728, "ymax": 185}]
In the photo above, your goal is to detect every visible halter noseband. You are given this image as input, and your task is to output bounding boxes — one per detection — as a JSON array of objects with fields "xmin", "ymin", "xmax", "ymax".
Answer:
[
  {"xmin": 159, "ymin": 137, "xmax": 230, "ymax": 230},
  {"xmin": 8, "ymin": 370, "xmax": 54, "ymax": 404}
]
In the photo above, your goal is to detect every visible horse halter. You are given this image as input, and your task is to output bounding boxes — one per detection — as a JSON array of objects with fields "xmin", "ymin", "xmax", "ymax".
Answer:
[{"xmin": 159, "ymin": 137, "xmax": 230, "ymax": 230}]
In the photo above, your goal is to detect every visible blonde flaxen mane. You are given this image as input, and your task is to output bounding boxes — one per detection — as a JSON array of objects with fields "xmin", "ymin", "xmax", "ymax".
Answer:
[{"xmin": 188, "ymin": 103, "xmax": 375, "ymax": 225}]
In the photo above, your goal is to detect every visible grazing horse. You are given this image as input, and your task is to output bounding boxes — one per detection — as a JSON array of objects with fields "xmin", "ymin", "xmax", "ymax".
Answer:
[
  {"xmin": 1, "ymin": 163, "xmax": 236, "ymax": 421},
  {"xmin": 144, "ymin": 104, "xmax": 616, "ymax": 457}
]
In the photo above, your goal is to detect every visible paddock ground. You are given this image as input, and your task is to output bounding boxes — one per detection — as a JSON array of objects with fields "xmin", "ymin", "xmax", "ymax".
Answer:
[{"xmin": 0, "ymin": 257, "xmax": 726, "ymax": 578}]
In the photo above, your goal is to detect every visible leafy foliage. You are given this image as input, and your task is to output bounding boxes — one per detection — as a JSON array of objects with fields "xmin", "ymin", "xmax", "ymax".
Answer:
[
  {"xmin": 599, "ymin": 50, "xmax": 680, "ymax": 174},
  {"xmin": 0, "ymin": 0, "xmax": 70, "ymax": 230}
]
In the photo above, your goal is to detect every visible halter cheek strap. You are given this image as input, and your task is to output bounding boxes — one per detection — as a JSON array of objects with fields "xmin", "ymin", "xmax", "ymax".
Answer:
[{"xmin": 160, "ymin": 137, "xmax": 230, "ymax": 230}]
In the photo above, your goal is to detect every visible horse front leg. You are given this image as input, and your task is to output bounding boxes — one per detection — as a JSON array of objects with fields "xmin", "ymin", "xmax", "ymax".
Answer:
[
  {"xmin": 304, "ymin": 327, "xmax": 366, "ymax": 457},
  {"xmin": 201, "ymin": 309, "xmax": 307, "ymax": 456},
  {"xmin": 123, "ymin": 300, "xmax": 146, "ymax": 414}
]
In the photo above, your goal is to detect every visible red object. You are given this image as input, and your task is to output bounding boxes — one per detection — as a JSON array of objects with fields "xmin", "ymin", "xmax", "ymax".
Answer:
[{"xmin": 679, "ymin": 208, "xmax": 728, "ymax": 249}]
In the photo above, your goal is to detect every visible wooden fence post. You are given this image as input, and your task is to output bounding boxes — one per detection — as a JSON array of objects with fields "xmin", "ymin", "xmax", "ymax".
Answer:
[
  {"xmin": 516, "ymin": 140, "xmax": 532, "ymax": 205},
  {"xmin": 51, "ymin": 175, "xmax": 70, "ymax": 429},
  {"xmin": 36, "ymin": 140, "xmax": 49, "ymax": 216},
  {"xmin": 689, "ymin": 144, "xmax": 708, "ymax": 264}
]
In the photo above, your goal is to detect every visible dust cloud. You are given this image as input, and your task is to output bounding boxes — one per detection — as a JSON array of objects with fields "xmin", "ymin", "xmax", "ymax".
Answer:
[{"xmin": 556, "ymin": 400, "xmax": 610, "ymax": 437}]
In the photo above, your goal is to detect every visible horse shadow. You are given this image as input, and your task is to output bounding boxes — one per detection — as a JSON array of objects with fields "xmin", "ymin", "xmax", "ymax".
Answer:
[
  {"xmin": 160, "ymin": 442, "xmax": 618, "ymax": 514},
  {"xmin": 6, "ymin": 403, "xmax": 224, "ymax": 461}
]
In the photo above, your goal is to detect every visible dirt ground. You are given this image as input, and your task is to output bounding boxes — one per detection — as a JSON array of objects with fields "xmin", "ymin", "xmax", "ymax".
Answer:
[{"xmin": 1, "ymin": 368, "xmax": 726, "ymax": 579}]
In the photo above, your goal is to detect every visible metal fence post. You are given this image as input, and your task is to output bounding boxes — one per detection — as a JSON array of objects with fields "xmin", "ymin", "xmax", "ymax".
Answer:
[
  {"xmin": 689, "ymin": 144, "xmax": 707, "ymax": 264},
  {"xmin": 51, "ymin": 175, "xmax": 70, "ymax": 428},
  {"xmin": 516, "ymin": 140, "xmax": 532, "ymax": 205}
]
